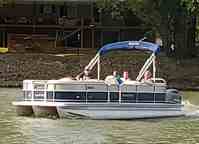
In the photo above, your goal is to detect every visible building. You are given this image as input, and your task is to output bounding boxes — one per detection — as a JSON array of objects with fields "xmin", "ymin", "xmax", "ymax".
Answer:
[{"xmin": 0, "ymin": 0, "xmax": 147, "ymax": 53}]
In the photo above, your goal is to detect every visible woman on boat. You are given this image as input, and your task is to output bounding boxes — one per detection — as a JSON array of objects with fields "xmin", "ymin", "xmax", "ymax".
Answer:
[
  {"xmin": 144, "ymin": 70, "xmax": 152, "ymax": 80},
  {"xmin": 142, "ymin": 70, "xmax": 153, "ymax": 83}
]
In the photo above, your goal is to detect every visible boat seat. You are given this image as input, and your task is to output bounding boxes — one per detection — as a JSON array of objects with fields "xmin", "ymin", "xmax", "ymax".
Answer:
[{"xmin": 59, "ymin": 77, "xmax": 75, "ymax": 81}]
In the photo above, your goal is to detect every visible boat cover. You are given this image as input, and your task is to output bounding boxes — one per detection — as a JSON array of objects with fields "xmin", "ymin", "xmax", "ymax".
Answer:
[{"xmin": 98, "ymin": 41, "xmax": 160, "ymax": 55}]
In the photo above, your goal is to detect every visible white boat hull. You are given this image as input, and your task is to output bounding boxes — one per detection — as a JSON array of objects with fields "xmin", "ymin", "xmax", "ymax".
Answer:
[{"xmin": 57, "ymin": 103, "xmax": 185, "ymax": 119}]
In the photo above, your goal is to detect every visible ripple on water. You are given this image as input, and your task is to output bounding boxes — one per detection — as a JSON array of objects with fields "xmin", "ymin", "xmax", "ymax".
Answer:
[{"xmin": 1, "ymin": 89, "xmax": 199, "ymax": 144}]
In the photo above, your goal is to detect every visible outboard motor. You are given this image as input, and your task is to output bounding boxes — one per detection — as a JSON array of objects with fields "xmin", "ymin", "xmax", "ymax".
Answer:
[{"xmin": 166, "ymin": 89, "xmax": 182, "ymax": 104}]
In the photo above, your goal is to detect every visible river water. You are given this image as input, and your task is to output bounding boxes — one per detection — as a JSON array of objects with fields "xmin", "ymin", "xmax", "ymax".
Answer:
[{"xmin": 0, "ymin": 88, "xmax": 199, "ymax": 144}]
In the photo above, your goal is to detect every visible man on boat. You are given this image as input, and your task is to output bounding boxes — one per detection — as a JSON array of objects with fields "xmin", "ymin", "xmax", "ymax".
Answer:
[
  {"xmin": 83, "ymin": 69, "xmax": 90, "ymax": 80},
  {"xmin": 105, "ymin": 71, "xmax": 124, "ymax": 85},
  {"xmin": 76, "ymin": 69, "xmax": 90, "ymax": 80}
]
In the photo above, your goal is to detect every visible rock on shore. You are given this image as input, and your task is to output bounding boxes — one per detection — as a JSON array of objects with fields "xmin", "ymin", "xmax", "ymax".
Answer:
[{"xmin": 0, "ymin": 52, "xmax": 199, "ymax": 90}]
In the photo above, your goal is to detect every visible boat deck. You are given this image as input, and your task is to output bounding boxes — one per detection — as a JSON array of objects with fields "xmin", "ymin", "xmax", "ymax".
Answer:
[{"xmin": 12, "ymin": 101, "xmax": 65, "ymax": 107}]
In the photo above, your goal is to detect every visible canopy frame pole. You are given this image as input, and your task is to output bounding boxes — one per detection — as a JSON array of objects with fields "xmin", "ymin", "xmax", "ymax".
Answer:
[
  {"xmin": 136, "ymin": 53, "xmax": 155, "ymax": 81},
  {"xmin": 153, "ymin": 55, "xmax": 156, "ymax": 82},
  {"xmin": 139, "ymin": 54, "xmax": 154, "ymax": 76},
  {"xmin": 97, "ymin": 56, "xmax": 100, "ymax": 80},
  {"xmin": 76, "ymin": 53, "xmax": 100, "ymax": 79},
  {"xmin": 84, "ymin": 53, "xmax": 100, "ymax": 71}
]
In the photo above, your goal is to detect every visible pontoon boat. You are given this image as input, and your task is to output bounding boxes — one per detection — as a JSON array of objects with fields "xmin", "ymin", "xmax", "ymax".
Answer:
[{"xmin": 12, "ymin": 40, "xmax": 184, "ymax": 119}]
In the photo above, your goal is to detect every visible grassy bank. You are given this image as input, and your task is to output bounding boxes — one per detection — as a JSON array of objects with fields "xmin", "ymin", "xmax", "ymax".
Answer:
[{"xmin": 0, "ymin": 52, "xmax": 199, "ymax": 90}]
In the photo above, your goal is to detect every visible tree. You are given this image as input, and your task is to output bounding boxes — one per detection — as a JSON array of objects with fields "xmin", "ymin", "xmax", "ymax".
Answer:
[
  {"xmin": 0, "ymin": 0, "xmax": 15, "ymax": 8},
  {"xmin": 96, "ymin": 0, "xmax": 199, "ymax": 58},
  {"xmin": 170, "ymin": 0, "xmax": 199, "ymax": 58}
]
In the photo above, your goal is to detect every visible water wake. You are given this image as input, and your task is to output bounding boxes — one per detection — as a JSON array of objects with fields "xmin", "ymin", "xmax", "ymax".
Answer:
[{"xmin": 183, "ymin": 100, "xmax": 199, "ymax": 117}]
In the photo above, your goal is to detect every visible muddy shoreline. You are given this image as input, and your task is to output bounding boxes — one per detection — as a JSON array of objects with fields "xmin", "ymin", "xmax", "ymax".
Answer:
[{"xmin": 0, "ymin": 53, "xmax": 199, "ymax": 91}]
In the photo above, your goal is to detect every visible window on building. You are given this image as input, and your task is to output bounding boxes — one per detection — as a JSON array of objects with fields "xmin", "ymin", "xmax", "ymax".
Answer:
[
  {"xmin": 60, "ymin": 5, "xmax": 65, "ymax": 17},
  {"xmin": 52, "ymin": 5, "xmax": 56, "ymax": 14},
  {"xmin": 40, "ymin": 4, "xmax": 44, "ymax": 14},
  {"xmin": 67, "ymin": 4, "xmax": 77, "ymax": 17}
]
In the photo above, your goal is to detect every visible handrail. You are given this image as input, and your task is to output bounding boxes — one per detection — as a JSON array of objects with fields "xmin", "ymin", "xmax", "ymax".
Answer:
[
  {"xmin": 149, "ymin": 78, "xmax": 167, "ymax": 84},
  {"xmin": 23, "ymin": 90, "xmax": 181, "ymax": 104},
  {"xmin": 23, "ymin": 98, "xmax": 182, "ymax": 104}
]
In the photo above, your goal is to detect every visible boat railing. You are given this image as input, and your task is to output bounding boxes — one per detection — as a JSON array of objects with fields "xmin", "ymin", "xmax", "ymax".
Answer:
[
  {"xmin": 48, "ymin": 99, "xmax": 180, "ymax": 104},
  {"xmin": 21, "ymin": 97, "xmax": 181, "ymax": 104},
  {"xmin": 21, "ymin": 80, "xmax": 181, "ymax": 104},
  {"xmin": 22, "ymin": 90, "xmax": 182, "ymax": 104}
]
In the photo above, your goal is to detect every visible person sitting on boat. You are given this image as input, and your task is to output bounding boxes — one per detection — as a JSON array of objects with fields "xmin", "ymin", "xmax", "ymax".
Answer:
[
  {"xmin": 83, "ymin": 69, "xmax": 90, "ymax": 80},
  {"xmin": 142, "ymin": 70, "xmax": 153, "ymax": 83},
  {"xmin": 105, "ymin": 71, "xmax": 121, "ymax": 85},
  {"xmin": 76, "ymin": 71, "xmax": 84, "ymax": 80},
  {"xmin": 75, "ymin": 69, "xmax": 90, "ymax": 80},
  {"xmin": 144, "ymin": 70, "xmax": 152, "ymax": 80},
  {"xmin": 122, "ymin": 71, "xmax": 130, "ymax": 81},
  {"xmin": 116, "ymin": 75, "xmax": 123, "ymax": 85},
  {"xmin": 113, "ymin": 71, "xmax": 117, "ymax": 77},
  {"xmin": 112, "ymin": 71, "xmax": 123, "ymax": 85}
]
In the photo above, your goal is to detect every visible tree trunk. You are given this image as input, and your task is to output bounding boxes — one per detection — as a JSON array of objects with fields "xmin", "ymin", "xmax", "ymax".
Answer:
[
  {"xmin": 187, "ymin": 15, "xmax": 197, "ymax": 57},
  {"xmin": 174, "ymin": 15, "xmax": 197, "ymax": 59},
  {"xmin": 159, "ymin": 16, "xmax": 172, "ymax": 55},
  {"xmin": 174, "ymin": 15, "xmax": 186, "ymax": 59}
]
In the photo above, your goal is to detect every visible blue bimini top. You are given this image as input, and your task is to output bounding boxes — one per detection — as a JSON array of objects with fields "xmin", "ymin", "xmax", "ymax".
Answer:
[{"xmin": 98, "ymin": 41, "xmax": 160, "ymax": 55}]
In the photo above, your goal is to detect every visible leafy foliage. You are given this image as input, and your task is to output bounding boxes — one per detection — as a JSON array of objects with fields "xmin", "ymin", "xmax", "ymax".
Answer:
[
  {"xmin": 96, "ymin": 0, "xmax": 160, "ymax": 27},
  {"xmin": 181, "ymin": 0, "xmax": 199, "ymax": 14},
  {"xmin": 96, "ymin": 0, "xmax": 198, "ymax": 58},
  {"xmin": 0, "ymin": 0, "xmax": 15, "ymax": 8}
]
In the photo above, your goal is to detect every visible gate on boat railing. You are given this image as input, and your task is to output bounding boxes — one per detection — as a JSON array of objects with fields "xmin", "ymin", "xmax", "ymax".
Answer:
[{"xmin": 23, "ymin": 80, "xmax": 48, "ymax": 101}]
